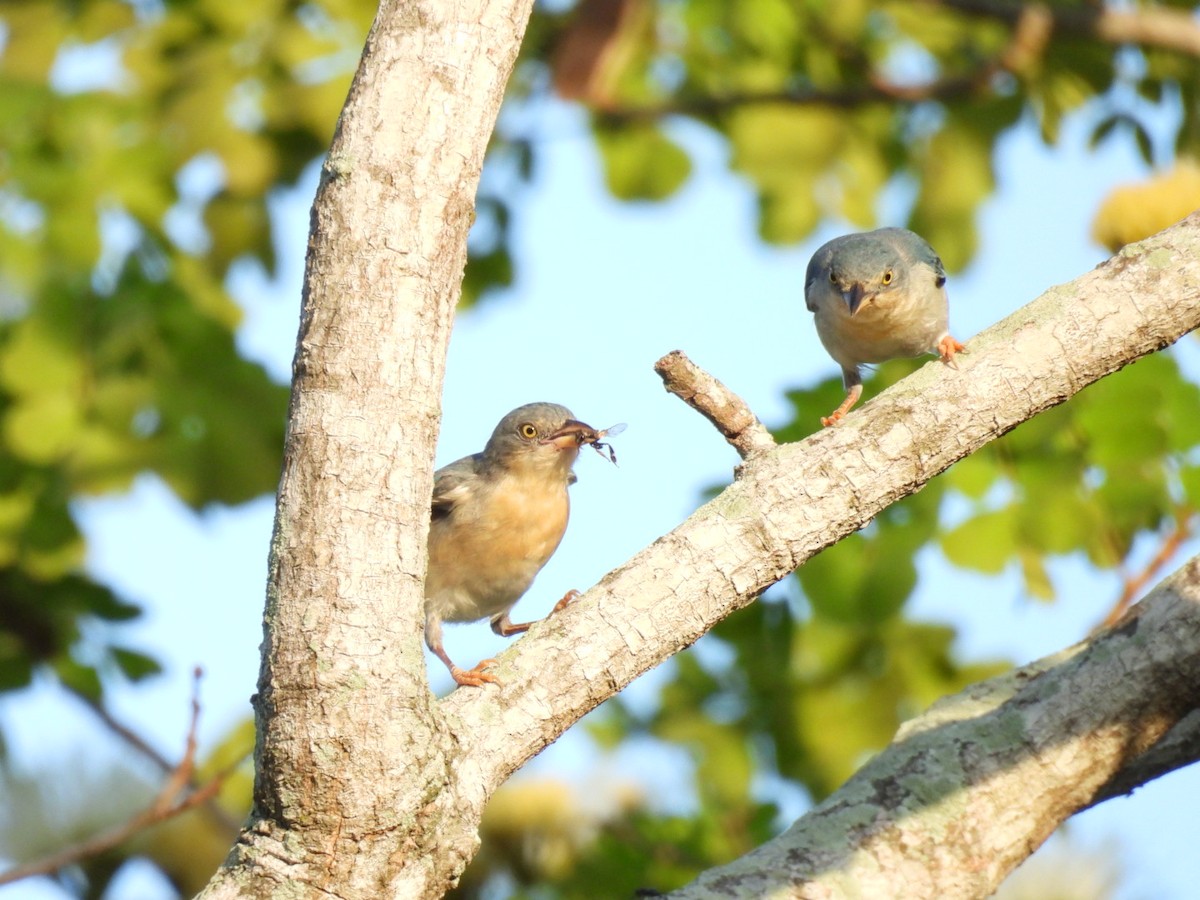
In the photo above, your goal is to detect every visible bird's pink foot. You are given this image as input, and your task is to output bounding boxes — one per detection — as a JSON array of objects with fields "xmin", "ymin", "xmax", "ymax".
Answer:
[
  {"xmin": 451, "ymin": 658, "xmax": 501, "ymax": 687},
  {"xmin": 938, "ymin": 334, "xmax": 966, "ymax": 364},
  {"xmin": 821, "ymin": 384, "xmax": 863, "ymax": 428},
  {"xmin": 550, "ymin": 589, "xmax": 581, "ymax": 616}
]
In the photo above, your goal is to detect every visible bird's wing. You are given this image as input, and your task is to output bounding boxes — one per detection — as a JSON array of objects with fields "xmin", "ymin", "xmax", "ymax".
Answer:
[
  {"xmin": 918, "ymin": 243, "xmax": 947, "ymax": 288},
  {"xmin": 889, "ymin": 229, "xmax": 947, "ymax": 288},
  {"xmin": 431, "ymin": 453, "xmax": 483, "ymax": 521},
  {"xmin": 804, "ymin": 244, "xmax": 834, "ymax": 312}
]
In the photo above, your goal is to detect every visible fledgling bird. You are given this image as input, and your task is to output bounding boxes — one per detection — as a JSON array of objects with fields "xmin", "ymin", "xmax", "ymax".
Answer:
[
  {"xmin": 805, "ymin": 227, "xmax": 966, "ymax": 426},
  {"xmin": 424, "ymin": 402, "xmax": 603, "ymax": 688}
]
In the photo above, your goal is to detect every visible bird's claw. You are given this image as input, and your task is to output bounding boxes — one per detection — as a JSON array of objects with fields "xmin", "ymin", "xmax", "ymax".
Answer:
[
  {"xmin": 550, "ymin": 589, "xmax": 581, "ymax": 615},
  {"xmin": 451, "ymin": 659, "xmax": 501, "ymax": 688},
  {"xmin": 821, "ymin": 386, "xmax": 862, "ymax": 428},
  {"xmin": 938, "ymin": 334, "xmax": 966, "ymax": 366}
]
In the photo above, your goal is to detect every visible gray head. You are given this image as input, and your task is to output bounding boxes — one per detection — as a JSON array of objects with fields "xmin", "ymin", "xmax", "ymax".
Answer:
[
  {"xmin": 482, "ymin": 402, "xmax": 599, "ymax": 475},
  {"xmin": 806, "ymin": 227, "xmax": 946, "ymax": 316}
]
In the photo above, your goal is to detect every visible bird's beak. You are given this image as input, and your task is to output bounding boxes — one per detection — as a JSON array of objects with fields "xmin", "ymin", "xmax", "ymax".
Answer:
[
  {"xmin": 844, "ymin": 283, "xmax": 869, "ymax": 316},
  {"xmin": 542, "ymin": 419, "xmax": 599, "ymax": 451}
]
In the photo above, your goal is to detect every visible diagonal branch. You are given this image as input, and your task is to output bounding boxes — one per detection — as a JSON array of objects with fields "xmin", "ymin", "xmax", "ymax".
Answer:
[
  {"xmin": 670, "ymin": 555, "xmax": 1200, "ymax": 897},
  {"xmin": 654, "ymin": 350, "xmax": 776, "ymax": 459},
  {"xmin": 1097, "ymin": 504, "xmax": 1194, "ymax": 630},
  {"xmin": 68, "ymin": 685, "xmax": 243, "ymax": 834},
  {"xmin": 1088, "ymin": 707, "xmax": 1200, "ymax": 810},
  {"xmin": 0, "ymin": 670, "xmax": 243, "ymax": 887},
  {"xmin": 442, "ymin": 211, "xmax": 1200, "ymax": 811},
  {"xmin": 594, "ymin": 65, "xmax": 998, "ymax": 122}
]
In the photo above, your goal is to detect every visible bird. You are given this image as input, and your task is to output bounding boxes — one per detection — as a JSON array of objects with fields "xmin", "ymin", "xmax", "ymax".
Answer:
[
  {"xmin": 424, "ymin": 402, "xmax": 604, "ymax": 688},
  {"xmin": 804, "ymin": 227, "xmax": 966, "ymax": 427}
]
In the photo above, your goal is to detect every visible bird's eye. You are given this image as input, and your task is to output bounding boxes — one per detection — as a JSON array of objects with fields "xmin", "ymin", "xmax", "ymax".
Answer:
[
  {"xmin": 881, "ymin": 270, "xmax": 894, "ymax": 285},
  {"xmin": 828, "ymin": 270, "xmax": 837, "ymax": 284},
  {"xmin": 519, "ymin": 423, "xmax": 538, "ymax": 439}
]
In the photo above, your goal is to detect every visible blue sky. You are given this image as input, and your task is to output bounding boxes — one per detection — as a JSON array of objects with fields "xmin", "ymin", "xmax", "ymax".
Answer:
[{"xmin": 2, "ymin": 98, "xmax": 1199, "ymax": 898}]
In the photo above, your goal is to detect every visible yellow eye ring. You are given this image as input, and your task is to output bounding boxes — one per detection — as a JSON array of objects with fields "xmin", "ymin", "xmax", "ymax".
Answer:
[
  {"xmin": 881, "ymin": 270, "xmax": 894, "ymax": 285},
  {"xmin": 519, "ymin": 423, "xmax": 538, "ymax": 439}
]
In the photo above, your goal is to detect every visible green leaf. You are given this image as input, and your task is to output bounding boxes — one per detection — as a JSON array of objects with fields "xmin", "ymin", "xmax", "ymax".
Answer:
[
  {"xmin": 759, "ymin": 177, "xmax": 820, "ymax": 243},
  {"xmin": 1181, "ymin": 465, "xmax": 1200, "ymax": 510},
  {"xmin": 1134, "ymin": 120, "xmax": 1154, "ymax": 166},
  {"xmin": 3, "ymin": 394, "xmax": 83, "ymax": 464},
  {"xmin": 595, "ymin": 124, "xmax": 691, "ymax": 201},
  {"xmin": 798, "ymin": 539, "xmax": 865, "ymax": 622},
  {"xmin": 461, "ymin": 247, "xmax": 514, "ymax": 308},
  {"xmin": 110, "ymin": 647, "xmax": 162, "ymax": 682},
  {"xmin": 730, "ymin": 0, "xmax": 799, "ymax": 58},
  {"xmin": 1089, "ymin": 114, "xmax": 1120, "ymax": 150},
  {"xmin": 940, "ymin": 508, "xmax": 1016, "ymax": 574},
  {"xmin": 945, "ymin": 452, "xmax": 1002, "ymax": 500},
  {"xmin": 54, "ymin": 655, "xmax": 102, "ymax": 700},
  {"xmin": 1020, "ymin": 549, "xmax": 1054, "ymax": 601},
  {"xmin": 908, "ymin": 125, "xmax": 994, "ymax": 271},
  {"xmin": 1016, "ymin": 492, "xmax": 1094, "ymax": 557},
  {"xmin": 0, "ymin": 318, "xmax": 83, "ymax": 396}
]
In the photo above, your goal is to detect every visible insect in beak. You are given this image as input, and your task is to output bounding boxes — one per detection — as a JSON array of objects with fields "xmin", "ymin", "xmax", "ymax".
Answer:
[{"xmin": 587, "ymin": 423, "xmax": 626, "ymax": 465}]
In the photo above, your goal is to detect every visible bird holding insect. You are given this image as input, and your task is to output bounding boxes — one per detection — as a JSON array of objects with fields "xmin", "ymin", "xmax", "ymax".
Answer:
[
  {"xmin": 805, "ymin": 227, "xmax": 966, "ymax": 426},
  {"xmin": 423, "ymin": 402, "xmax": 622, "ymax": 688}
]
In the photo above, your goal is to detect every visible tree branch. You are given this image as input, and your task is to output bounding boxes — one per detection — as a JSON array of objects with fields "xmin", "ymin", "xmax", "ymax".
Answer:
[
  {"xmin": 0, "ymin": 670, "xmax": 239, "ymax": 887},
  {"xmin": 653, "ymin": 350, "xmax": 776, "ymax": 460},
  {"xmin": 68, "ymin": 685, "xmax": 243, "ymax": 834},
  {"xmin": 1098, "ymin": 504, "xmax": 1194, "ymax": 630},
  {"xmin": 932, "ymin": 0, "xmax": 1200, "ymax": 58},
  {"xmin": 669, "ymin": 555, "xmax": 1200, "ymax": 897},
  {"xmin": 442, "ymin": 211, "xmax": 1200, "ymax": 830},
  {"xmin": 593, "ymin": 66, "xmax": 998, "ymax": 122},
  {"xmin": 1089, "ymin": 708, "xmax": 1200, "ymax": 810},
  {"xmin": 591, "ymin": 1, "xmax": 1199, "ymax": 121}
]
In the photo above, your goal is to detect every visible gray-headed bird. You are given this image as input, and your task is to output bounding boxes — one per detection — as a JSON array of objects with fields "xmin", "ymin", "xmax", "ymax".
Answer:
[
  {"xmin": 424, "ymin": 402, "xmax": 609, "ymax": 688},
  {"xmin": 805, "ymin": 227, "xmax": 966, "ymax": 426}
]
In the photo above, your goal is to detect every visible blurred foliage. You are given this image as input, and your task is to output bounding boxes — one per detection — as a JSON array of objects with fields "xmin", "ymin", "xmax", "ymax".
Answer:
[
  {"xmin": 1093, "ymin": 158, "xmax": 1200, "ymax": 251},
  {"xmin": 0, "ymin": 0, "xmax": 371, "ymax": 720},
  {"xmin": 0, "ymin": 715, "xmax": 253, "ymax": 897},
  {"xmin": 527, "ymin": 0, "xmax": 1198, "ymax": 270},
  {"xmin": 3, "ymin": 0, "xmax": 1200, "ymax": 897}
]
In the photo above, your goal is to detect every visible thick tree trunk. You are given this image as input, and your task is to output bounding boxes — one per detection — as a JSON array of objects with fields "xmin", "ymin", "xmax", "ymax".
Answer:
[{"xmin": 196, "ymin": 1, "xmax": 535, "ymax": 897}]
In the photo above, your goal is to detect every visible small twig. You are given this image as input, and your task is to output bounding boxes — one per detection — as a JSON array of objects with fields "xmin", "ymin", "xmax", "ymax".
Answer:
[
  {"xmin": 1097, "ymin": 508, "xmax": 1193, "ymax": 632},
  {"xmin": 69, "ymin": 676, "xmax": 242, "ymax": 833},
  {"xmin": 594, "ymin": 67, "xmax": 993, "ymax": 121},
  {"xmin": 73, "ymin": 690, "xmax": 177, "ymax": 773},
  {"xmin": 0, "ymin": 669, "xmax": 243, "ymax": 887},
  {"xmin": 654, "ymin": 350, "xmax": 776, "ymax": 460}
]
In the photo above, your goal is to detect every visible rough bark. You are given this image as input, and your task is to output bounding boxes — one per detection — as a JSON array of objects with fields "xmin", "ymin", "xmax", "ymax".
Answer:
[
  {"xmin": 671, "ymin": 556, "xmax": 1200, "ymax": 898},
  {"xmin": 196, "ymin": 0, "xmax": 535, "ymax": 897}
]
